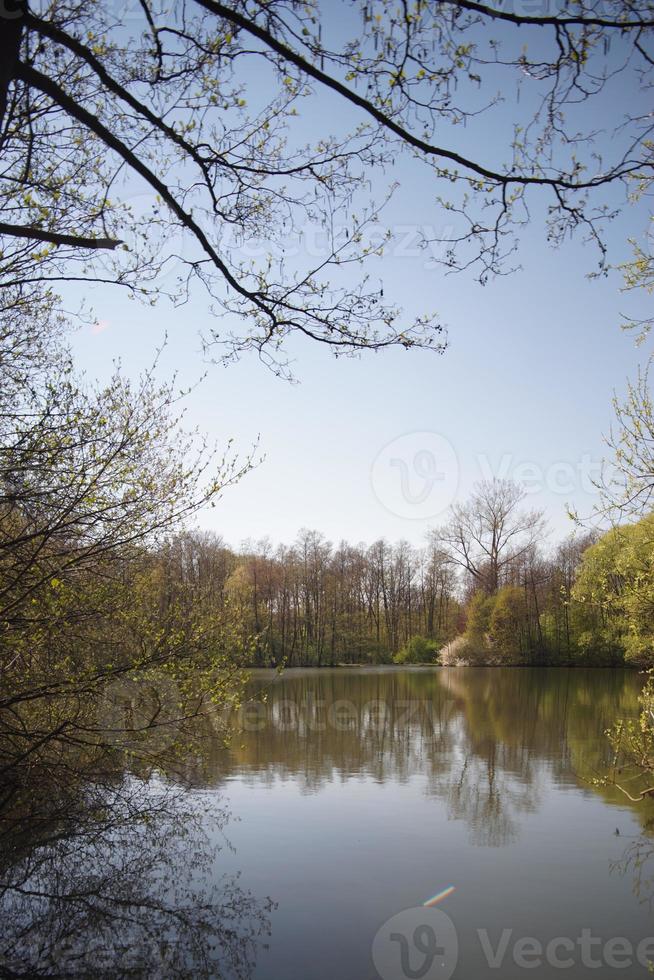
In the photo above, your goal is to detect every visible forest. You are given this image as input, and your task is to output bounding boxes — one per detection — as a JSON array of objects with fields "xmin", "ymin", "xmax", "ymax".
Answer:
[{"xmin": 160, "ymin": 498, "xmax": 653, "ymax": 669}]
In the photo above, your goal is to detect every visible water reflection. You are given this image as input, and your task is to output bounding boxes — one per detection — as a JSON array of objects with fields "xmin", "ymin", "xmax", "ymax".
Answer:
[
  {"xmin": 3, "ymin": 668, "xmax": 652, "ymax": 979},
  {"xmin": 614, "ymin": 832, "xmax": 654, "ymax": 909},
  {"xmin": 210, "ymin": 667, "xmax": 651, "ymax": 846},
  {"xmin": 0, "ymin": 765, "xmax": 273, "ymax": 977}
]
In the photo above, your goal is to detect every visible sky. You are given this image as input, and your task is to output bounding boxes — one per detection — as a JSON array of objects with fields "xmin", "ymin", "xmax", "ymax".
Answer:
[{"xmin": 67, "ymin": 13, "xmax": 652, "ymax": 553}]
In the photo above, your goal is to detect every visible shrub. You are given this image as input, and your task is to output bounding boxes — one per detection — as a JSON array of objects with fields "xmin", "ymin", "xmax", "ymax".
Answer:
[{"xmin": 393, "ymin": 635, "xmax": 440, "ymax": 665}]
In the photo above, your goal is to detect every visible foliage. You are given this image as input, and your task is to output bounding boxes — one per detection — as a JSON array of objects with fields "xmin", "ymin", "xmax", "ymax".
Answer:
[
  {"xmin": 221, "ymin": 533, "xmax": 460, "ymax": 666},
  {"xmin": 460, "ymin": 586, "xmax": 532, "ymax": 665},
  {"xmin": 597, "ymin": 359, "xmax": 654, "ymax": 520},
  {"xmin": 489, "ymin": 586, "xmax": 527, "ymax": 663},
  {"xmin": 393, "ymin": 634, "xmax": 439, "ymax": 665},
  {"xmin": 598, "ymin": 671, "xmax": 654, "ymax": 805},
  {"xmin": 460, "ymin": 590, "xmax": 495, "ymax": 663},
  {"xmin": 0, "ymin": 293, "xmax": 251, "ymax": 787},
  {"xmin": 572, "ymin": 515, "xmax": 654, "ymax": 666},
  {"xmin": 445, "ymin": 506, "xmax": 654, "ymax": 670},
  {"xmin": 451, "ymin": 526, "xmax": 616, "ymax": 666}
]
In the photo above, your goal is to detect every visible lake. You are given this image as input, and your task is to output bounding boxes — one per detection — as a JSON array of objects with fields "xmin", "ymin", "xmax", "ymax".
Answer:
[
  {"xmin": 5, "ymin": 666, "xmax": 654, "ymax": 978},
  {"xmin": 207, "ymin": 667, "xmax": 654, "ymax": 979}
]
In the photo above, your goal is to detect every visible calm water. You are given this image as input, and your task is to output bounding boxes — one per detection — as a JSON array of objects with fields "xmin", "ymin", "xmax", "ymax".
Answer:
[
  {"xmin": 203, "ymin": 667, "xmax": 654, "ymax": 979},
  {"xmin": 7, "ymin": 667, "xmax": 654, "ymax": 977}
]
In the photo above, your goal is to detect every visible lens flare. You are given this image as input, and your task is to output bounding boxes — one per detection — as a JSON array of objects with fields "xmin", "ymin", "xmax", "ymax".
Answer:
[{"xmin": 423, "ymin": 886, "xmax": 456, "ymax": 907}]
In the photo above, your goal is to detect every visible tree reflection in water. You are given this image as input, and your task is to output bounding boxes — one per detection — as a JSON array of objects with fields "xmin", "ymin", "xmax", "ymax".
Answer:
[
  {"xmin": 214, "ymin": 667, "xmax": 653, "ymax": 849},
  {"xmin": 3, "ymin": 667, "xmax": 651, "ymax": 975},
  {"xmin": 612, "ymin": 827, "xmax": 654, "ymax": 913},
  {"xmin": 0, "ymin": 771, "xmax": 273, "ymax": 978}
]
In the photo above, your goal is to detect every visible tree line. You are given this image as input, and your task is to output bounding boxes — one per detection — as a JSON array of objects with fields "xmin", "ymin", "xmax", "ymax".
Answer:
[
  {"xmin": 166, "ymin": 470, "xmax": 653, "ymax": 668},
  {"xmin": 164, "ymin": 530, "xmax": 461, "ymax": 666},
  {"xmin": 1, "ymin": 288, "xmax": 651, "ymax": 808}
]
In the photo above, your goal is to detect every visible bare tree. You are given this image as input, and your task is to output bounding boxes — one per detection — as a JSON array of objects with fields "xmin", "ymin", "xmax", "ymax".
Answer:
[{"xmin": 433, "ymin": 479, "xmax": 546, "ymax": 594}]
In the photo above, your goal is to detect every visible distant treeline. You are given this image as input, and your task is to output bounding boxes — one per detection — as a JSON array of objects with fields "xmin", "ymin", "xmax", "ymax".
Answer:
[
  {"xmin": 161, "ymin": 500, "xmax": 654, "ymax": 668},
  {"xmin": 160, "ymin": 531, "xmax": 461, "ymax": 666}
]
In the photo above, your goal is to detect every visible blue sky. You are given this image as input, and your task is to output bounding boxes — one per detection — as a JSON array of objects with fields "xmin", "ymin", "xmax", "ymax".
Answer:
[{"xmin": 68, "ymin": 17, "xmax": 652, "ymax": 551}]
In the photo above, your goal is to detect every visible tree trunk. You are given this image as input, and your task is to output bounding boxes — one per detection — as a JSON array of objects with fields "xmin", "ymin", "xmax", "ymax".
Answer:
[{"xmin": 0, "ymin": 3, "xmax": 25, "ymax": 136}]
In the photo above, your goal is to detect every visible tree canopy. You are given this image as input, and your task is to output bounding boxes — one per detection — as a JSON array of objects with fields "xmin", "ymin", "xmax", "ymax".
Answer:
[{"xmin": 2, "ymin": 1, "xmax": 653, "ymax": 374}]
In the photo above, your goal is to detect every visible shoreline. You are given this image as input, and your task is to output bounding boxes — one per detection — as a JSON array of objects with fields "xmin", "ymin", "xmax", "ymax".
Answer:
[{"xmin": 244, "ymin": 661, "xmax": 639, "ymax": 671}]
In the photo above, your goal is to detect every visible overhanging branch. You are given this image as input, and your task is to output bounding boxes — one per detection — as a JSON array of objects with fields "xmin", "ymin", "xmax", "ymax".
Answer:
[
  {"xmin": 0, "ymin": 221, "xmax": 121, "ymax": 250},
  {"xmin": 196, "ymin": 0, "xmax": 645, "ymax": 192},
  {"xmin": 15, "ymin": 60, "xmax": 264, "ymax": 312}
]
